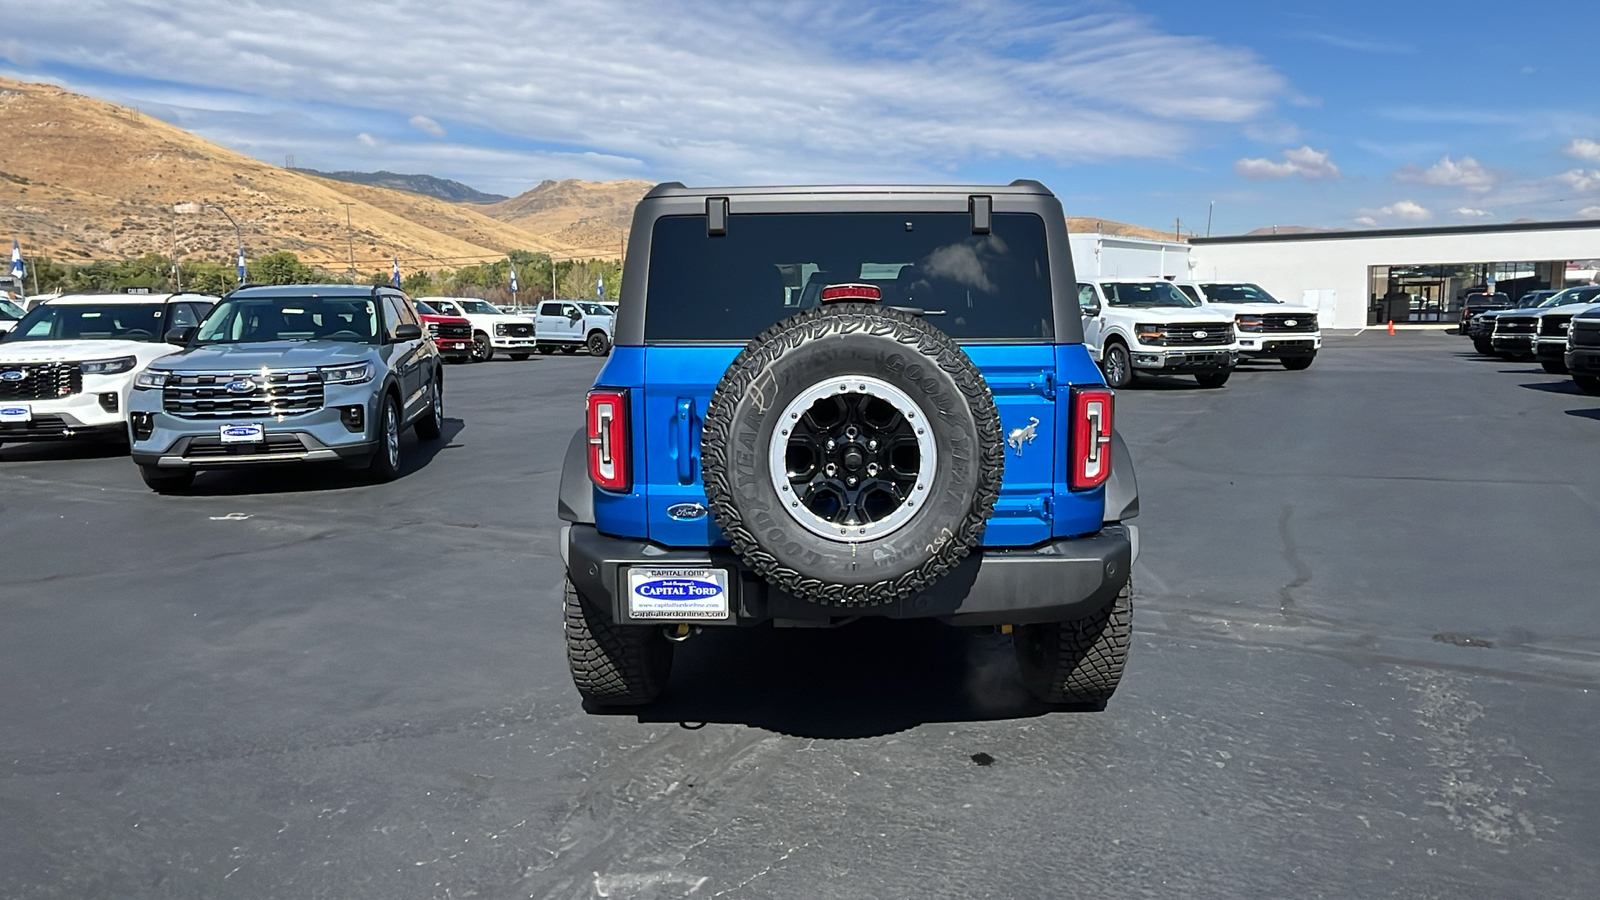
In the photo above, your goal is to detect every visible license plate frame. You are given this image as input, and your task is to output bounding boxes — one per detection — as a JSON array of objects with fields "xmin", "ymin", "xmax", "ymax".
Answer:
[
  {"xmin": 219, "ymin": 422, "xmax": 265, "ymax": 444},
  {"xmin": 626, "ymin": 567, "xmax": 730, "ymax": 620}
]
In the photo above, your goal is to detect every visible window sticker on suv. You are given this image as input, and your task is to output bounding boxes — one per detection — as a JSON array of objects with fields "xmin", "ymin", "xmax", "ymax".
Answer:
[{"xmin": 645, "ymin": 212, "xmax": 1054, "ymax": 342}]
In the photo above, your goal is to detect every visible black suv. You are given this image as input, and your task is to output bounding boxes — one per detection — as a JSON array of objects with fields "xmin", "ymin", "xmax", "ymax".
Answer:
[{"xmin": 557, "ymin": 182, "xmax": 1139, "ymax": 708}]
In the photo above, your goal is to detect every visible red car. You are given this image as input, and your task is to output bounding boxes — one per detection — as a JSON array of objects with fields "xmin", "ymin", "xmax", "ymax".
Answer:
[{"xmin": 413, "ymin": 299, "xmax": 475, "ymax": 362}]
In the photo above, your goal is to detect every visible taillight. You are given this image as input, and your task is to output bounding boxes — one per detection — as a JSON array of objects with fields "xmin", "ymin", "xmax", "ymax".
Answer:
[
  {"xmin": 1070, "ymin": 386, "xmax": 1114, "ymax": 491},
  {"xmin": 587, "ymin": 389, "xmax": 630, "ymax": 492}
]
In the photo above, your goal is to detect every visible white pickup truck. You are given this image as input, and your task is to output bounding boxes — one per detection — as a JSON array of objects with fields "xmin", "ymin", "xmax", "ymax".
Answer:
[
  {"xmin": 533, "ymin": 300, "xmax": 613, "ymax": 356},
  {"xmin": 1077, "ymin": 278, "xmax": 1238, "ymax": 388},
  {"xmin": 415, "ymin": 296, "xmax": 537, "ymax": 361},
  {"xmin": 1177, "ymin": 281, "xmax": 1321, "ymax": 370}
]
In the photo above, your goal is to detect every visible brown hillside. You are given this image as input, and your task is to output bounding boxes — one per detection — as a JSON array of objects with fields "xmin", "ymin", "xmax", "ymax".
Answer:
[
  {"xmin": 1067, "ymin": 217, "xmax": 1185, "ymax": 242},
  {"xmin": 0, "ymin": 78, "xmax": 602, "ymax": 275},
  {"xmin": 480, "ymin": 179, "xmax": 653, "ymax": 256}
]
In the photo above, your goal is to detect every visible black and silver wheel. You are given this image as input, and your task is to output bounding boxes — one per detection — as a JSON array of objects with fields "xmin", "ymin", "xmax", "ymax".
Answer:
[
  {"xmin": 1100, "ymin": 341, "xmax": 1133, "ymax": 388},
  {"xmin": 1015, "ymin": 579, "xmax": 1131, "ymax": 707},
  {"xmin": 366, "ymin": 395, "xmax": 403, "ymax": 481},
  {"xmin": 1281, "ymin": 354, "xmax": 1315, "ymax": 371},
  {"xmin": 138, "ymin": 465, "xmax": 195, "ymax": 494},
  {"xmin": 472, "ymin": 331, "xmax": 494, "ymax": 362},
  {"xmin": 414, "ymin": 375, "xmax": 444, "ymax": 440},
  {"xmin": 1195, "ymin": 370, "xmax": 1231, "ymax": 388},
  {"xmin": 564, "ymin": 576, "xmax": 673, "ymax": 706},
  {"xmin": 702, "ymin": 303, "xmax": 1003, "ymax": 608},
  {"xmin": 587, "ymin": 330, "xmax": 611, "ymax": 357}
]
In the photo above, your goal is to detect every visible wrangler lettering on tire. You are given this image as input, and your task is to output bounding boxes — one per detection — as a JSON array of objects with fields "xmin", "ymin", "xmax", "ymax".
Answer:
[{"xmin": 701, "ymin": 303, "xmax": 1004, "ymax": 607}]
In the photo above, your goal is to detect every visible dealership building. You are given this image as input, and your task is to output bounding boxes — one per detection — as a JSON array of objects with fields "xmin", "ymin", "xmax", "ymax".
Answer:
[{"xmin": 1073, "ymin": 220, "xmax": 1600, "ymax": 329}]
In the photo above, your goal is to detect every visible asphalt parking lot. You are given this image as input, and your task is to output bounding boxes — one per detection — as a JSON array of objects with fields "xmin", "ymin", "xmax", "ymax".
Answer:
[{"xmin": 2, "ymin": 332, "xmax": 1597, "ymax": 899}]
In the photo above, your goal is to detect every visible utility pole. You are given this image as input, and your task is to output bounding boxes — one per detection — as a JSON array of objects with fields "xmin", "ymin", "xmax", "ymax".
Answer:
[
  {"xmin": 1175, "ymin": 217, "xmax": 1181, "ymax": 241},
  {"xmin": 208, "ymin": 203, "xmax": 245, "ymax": 285},
  {"xmin": 340, "ymin": 203, "xmax": 357, "ymax": 281},
  {"xmin": 1206, "ymin": 201, "xmax": 1215, "ymax": 238}
]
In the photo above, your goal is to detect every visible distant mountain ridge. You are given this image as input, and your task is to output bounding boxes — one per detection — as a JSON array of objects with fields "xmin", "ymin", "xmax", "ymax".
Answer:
[{"xmin": 290, "ymin": 168, "xmax": 508, "ymax": 203}]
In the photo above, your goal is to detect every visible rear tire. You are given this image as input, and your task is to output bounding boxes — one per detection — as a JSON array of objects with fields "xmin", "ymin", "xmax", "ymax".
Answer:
[
  {"xmin": 139, "ymin": 466, "xmax": 195, "ymax": 494},
  {"xmin": 1575, "ymin": 375, "xmax": 1600, "ymax": 395},
  {"xmin": 472, "ymin": 331, "xmax": 494, "ymax": 362},
  {"xmin": 1100, "ymin": 341, "xmax": 1133, "ymax": 388},
  {"xmin": 1195, "ymin": 370, "xmax": 1231, "ymax": 388},
  {"xmin": 414, "ymin": 376, "xmax": 444, "ymax": 440},
  {"xmin": 1542, "ymin": 360, "xmax": 1569, "ymax": 375},
  {"xmin": 365, "ymin": 395, "xmax": 403, "ymax": 482},
  {"xmin": 1281, "ymin": 355, "xmax": 1315, "ymax": 371},
  {"xmin": 563, "ymin": 576, "xmax": 673, "ymax": 706},
  {"xmin": 587, "ymin": 330, "xmax": 611, "ymax": 356},
  {"xmin": 1014, "ymin": 580, "xmax": 1131, "ymax": 707}
]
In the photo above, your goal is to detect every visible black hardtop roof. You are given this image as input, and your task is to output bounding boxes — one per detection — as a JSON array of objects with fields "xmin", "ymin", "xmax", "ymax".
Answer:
[
  {"xmin": 228, "ymin": 284, "xmax": 390, "ymax": 299},
  {"xmin": 642, "ymin": 179, "xmax": 1053, "ymax": 200}
]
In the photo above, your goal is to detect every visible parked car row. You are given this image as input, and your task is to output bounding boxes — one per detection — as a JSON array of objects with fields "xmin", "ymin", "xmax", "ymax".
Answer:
[
  {"xmin": 1459, "ymin": 284, "xmax": 1600, "ymax": 392},
  {"xmin": 417, "ymin": 296, "xmax": 614, "ymax": 361},
  {"xmin": 0, "ymin": 286, "xmax": 603, "ymax": 492},
  {"xmin": 1074, "ymin": 278, "xmax": 1321, "ymax": 388}
]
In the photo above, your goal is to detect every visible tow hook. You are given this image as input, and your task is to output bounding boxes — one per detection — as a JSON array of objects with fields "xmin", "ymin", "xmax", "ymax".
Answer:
[{"xmin": 663, "ymin": 623, "xmax": 699, "ymax": 642}]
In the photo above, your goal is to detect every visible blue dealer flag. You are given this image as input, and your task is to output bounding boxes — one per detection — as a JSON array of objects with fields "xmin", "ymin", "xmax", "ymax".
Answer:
[
  {"xmin": 509, "ymin": 263, "xmax": 519, "ymax": 294},
  {"xmin": 392, "ymin": 257, "xmax": 402, "ymax": 288},
  {"xmin": 10, "ymin": 238, "xmax": 24, "ymax": 282},
  {"xmin": 596, "ymin": 274, "xmax": 604, "ymax": 299}
]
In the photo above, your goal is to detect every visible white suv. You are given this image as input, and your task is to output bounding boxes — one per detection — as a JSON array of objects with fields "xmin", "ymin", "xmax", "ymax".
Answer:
[
  {"xmin": 534, "ymin": 300, "xmax": 613, "ymax": 356},
  {"xmin": 0, "ymin": 293, "xmax": 216, "ymax": 448},
  {"xmin": 1178, "ymin": 281, "xmax": 1321, "ymax": 370},
  {"xmin": 1077, "ymin": 278, "xmax": 1238, "ymax": 388},
  {"xmin": 416, "ymin": 296, "xmax": 536, "ymax": 361}
]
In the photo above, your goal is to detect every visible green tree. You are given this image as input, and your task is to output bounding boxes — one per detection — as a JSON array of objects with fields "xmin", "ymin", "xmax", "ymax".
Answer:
[
  {"xmin": 401, "ymin": 270, "xmax": 437, "ymax": 295},
  {"xmin": 248, "ymin": 251, "xmax": 316, "ymax": 285}
]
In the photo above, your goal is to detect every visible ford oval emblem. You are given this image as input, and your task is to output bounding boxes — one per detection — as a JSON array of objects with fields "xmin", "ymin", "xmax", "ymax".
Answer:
[
  {"xmin": 635, "ymin": 578, "xmax": 721, "ymax": 600},
  {"xmin": 1193, "ymin": 330, "xmax": 1209, "ymax": 339},
  {"xmin": 667, "ymin": 502, "xmax": 709, "ymax": 521},
  {"xmin": 224, "ymin": 379, "xmax": 256, "ymax": 394},
  {"xmin": 0, "ymin": 370, "xmax": 23, "ymax": 382},
  {"xmin": 1285, "ymin": 319, "xmax": 1298, "ymax": 327}
]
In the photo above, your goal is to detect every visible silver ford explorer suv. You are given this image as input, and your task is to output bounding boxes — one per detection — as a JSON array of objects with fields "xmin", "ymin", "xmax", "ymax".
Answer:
[{"xmin": 127, "ymin": 284, "xmax": 445, "ymax": 492}]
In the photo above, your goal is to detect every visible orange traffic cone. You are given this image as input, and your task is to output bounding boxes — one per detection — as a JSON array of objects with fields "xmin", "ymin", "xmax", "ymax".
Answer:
[{"xmin": 1387, "ymin": 320, "xmax": 1395, "ymax": 335}]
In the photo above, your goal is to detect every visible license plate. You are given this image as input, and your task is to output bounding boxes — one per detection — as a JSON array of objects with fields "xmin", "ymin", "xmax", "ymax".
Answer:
[
  {"xmin": 219, "ymin": 423, "xmax": 264, "ymax": 444},
  {"xmin": 0, "ymin": 403, "xmax": 31, "ymax": 423},
  {"xmin": 626, "ymin": 567, "xmax": 730, "ymax": 620}
]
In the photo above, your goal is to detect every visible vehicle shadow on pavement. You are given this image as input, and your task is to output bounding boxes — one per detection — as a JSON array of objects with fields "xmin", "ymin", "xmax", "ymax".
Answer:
[
  {"xmin": 1126, "ymin": 378, "xmax": 1213, "ymax": 391},
  {"xmin": 179, "ymin": 418, "xmax": 465, "ymax": 495},
  {"xmin": 1517, "ymin": 381, "xmax": 1585, "ymax": 395},
  {"xmin": 614, "ymin": 619, "xmax": 1079, "ymax": 739},
  {"xmin": 1565, "ymin": 408, "xmax": 1600, "ymax": 421},
  {"xmin": 0, "ymin": 441, "xmax": 130, "ymax": 462}
]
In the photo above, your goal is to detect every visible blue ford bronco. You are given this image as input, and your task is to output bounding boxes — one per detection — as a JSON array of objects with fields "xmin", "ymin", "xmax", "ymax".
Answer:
[{"xmin": 557, "ymin": 182, "xmax": 1139, "ymax": 707}]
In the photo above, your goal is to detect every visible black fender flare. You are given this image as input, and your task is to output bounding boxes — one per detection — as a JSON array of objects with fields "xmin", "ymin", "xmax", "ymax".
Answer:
[
  {"xmin": 557, "ymin": 426, "xmax": 594, "ymax": 524},
  {"xmin": 1103, "ymin": 431, "xmax": 1139, "ymax": 523}
]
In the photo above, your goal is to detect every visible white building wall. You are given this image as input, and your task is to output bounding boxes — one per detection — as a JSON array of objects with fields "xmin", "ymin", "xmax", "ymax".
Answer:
[{"xmin": 1190, "ymin": 227, "xmax": 1600, "ymax": 329}]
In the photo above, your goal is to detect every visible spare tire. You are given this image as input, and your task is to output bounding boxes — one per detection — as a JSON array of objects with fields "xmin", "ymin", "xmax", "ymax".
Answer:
[{"xmin": 702, "ymin": 303, "xmax": 1003, "ymax": 607}]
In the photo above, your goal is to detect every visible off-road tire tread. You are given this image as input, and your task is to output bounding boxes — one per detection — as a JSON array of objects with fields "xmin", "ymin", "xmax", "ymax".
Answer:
[
  {"xmin": 701, "ymin": 303, "xmax": 1003, "ymax": 608},
  {"xmin": 563, "ymin": 577, "xmax": 672, "ymax": 705},
  {"xmin": 1016, "ymin": 580, "xmax": 1131, "ymax": 706}
]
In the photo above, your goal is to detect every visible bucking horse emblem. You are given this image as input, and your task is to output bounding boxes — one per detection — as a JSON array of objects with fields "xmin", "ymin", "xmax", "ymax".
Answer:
[{"xmin": 1006, "ymin": 416, "xmax": 1040, "ymax": 457}]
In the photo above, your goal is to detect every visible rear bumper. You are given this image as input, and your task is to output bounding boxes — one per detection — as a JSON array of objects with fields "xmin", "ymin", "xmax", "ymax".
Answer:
[{"xmin": 563, "ymin": 523, "xmax": 1135, "ymax": 627}]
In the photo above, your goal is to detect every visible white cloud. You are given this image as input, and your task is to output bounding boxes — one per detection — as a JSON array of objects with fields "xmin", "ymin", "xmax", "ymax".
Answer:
[
  {"xmin": 1233, "ymin": 146, "xmax": 1340, "ymax": 181},
  {"xmin": 1453, "ymin": 207, "xmax": 1493, "ymax": 218},
  {"xmin": 356, "ymin": 132, "xmax": 378, "ymax": 148},
  {"xmin": 1554, "ymin": 169, "xmax": 1600, "ymax": 193},
  {"xmin": 1581, "ymin": 206, "xmax": 1600, "ymax": 218},
  {"xmin": 1355, "ymin": 200, "xmax": 1431, "ymax": 225},
  {"xmin": 1565, "ymin": 139, "xmax": 1600, "ymax": 162},
  {"xmin": 0, "ymin": 0, "xmax": 1289, "ymax": 183},
  {"xmin": 1394, "ymin": 155, "xmax": 1496, "ymax": 192},
  {"xmin": 408, "ymin": 115, "xmax": 445, "ymax": 138}
]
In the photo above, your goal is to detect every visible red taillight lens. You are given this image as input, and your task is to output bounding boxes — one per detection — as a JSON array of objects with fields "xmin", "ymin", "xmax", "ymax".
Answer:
[
  {"xmin": 819, "ymin": 283, "xmax": 882, "ymax": 303},
  {"xmin": 1070, "ymin": 387, "xmax": 1114, "ymax": 491},
  {"xmin": 587, "ymin": 389, "xmax": 630, "ymax": 492}
]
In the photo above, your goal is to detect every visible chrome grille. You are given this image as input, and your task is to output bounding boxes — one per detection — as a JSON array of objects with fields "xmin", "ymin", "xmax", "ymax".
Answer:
[
  {"xmin": 1494, "ymin": 316, "xmax": 1537, "ymax": 335},
  {"xmin": 1539, "ymin": 315, "xmax": 1574, "ymax": 338},
  {"xmin": 1162, "ymin": 323, "xmax": 1234, "ymax": 346},
  {"xmin": 163, "ymin": 370, "xmax": 325, "ymax": 419},
  {"xmin": 0, "ymin": 363, "xmax": 82, "ymax": 402},
  {"xmin": 1260, "ymin": 314, "xmax": 1316, "ymax": 333},
  {"xmin": 496, "ymin": 321, "xmax": 533, "ymax": 338}
]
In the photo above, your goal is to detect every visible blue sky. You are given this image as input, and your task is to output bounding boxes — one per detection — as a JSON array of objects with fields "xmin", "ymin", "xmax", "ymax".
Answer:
[{"xmin": 4, "ymin": 0, "xmax": 1598, "ymax": 235}]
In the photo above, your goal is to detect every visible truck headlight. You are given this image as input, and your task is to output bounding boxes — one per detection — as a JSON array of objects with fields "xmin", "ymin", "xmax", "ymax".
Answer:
[
  {"xmin": 1235, "ymin": 315, "xmax": 1262, "ymax": 333},
  {"xmin": 80, "ymin": 355, "xmax": 137, "ymax": 375},
  {"xmin": 320, "ymin": 362, "xmax": 375, "ymax": 385},
  {"xmin": 1134, "ymin": 325, "xmax": 1165, "ymax": 346},
  {"xmin": 133, "ymin": 369, "xmax": 170, "ymax": 390}
]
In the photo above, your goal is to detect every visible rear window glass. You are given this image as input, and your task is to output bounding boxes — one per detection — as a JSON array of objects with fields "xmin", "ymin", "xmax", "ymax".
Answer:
[{"xmin": 645, "ymin": 212, "xmax": 1054, "ymax": 342}]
